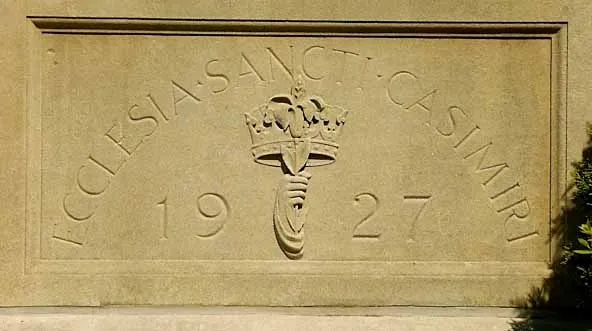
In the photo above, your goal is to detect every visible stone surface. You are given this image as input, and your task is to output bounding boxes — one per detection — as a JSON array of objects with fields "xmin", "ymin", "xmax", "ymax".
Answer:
[
  {"xmin": 1, "ymin": 307, "xmax": 591, "ymax": 331},
  {"xmin": 0, "ymin": 0, "xmax": 591, "ymax": 309},
  {"xmin": 0, "ymin": 307, "xmax": 560, "ymax": 331}
]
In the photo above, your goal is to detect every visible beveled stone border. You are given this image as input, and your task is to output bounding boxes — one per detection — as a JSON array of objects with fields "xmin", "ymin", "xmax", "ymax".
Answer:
[{"xmin": 24, "ymin": 18, "xmax": 567, "ymax": 277}]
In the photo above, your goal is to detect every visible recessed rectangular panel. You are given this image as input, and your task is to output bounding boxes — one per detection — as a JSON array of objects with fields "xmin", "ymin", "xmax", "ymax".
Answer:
[{"xmin": 23, "ymin": 19, "xmax": 565, "ymax": 305}]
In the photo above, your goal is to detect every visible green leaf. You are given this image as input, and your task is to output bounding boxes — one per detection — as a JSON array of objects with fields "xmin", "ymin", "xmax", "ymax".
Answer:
[
  {"xmin": 574, "ymin": 250, "xmax": 592, "ymax": 255},
  {"xmin": 578, "ymin": 238, "xmax": 591, "ymax": 249},
  {"xmin": 581, "ymin": 225, "xmax": 592, "ymax": 236}
]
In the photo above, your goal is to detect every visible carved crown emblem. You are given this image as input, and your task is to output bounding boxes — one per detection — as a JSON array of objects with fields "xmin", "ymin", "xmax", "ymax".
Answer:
[
  {"xmin": 244, "ymin": 76, "xmax": 349, "ymax": 169},
  {"xmin": 245, "ymin": 76, "xmax": 349, "ymax": 259}
]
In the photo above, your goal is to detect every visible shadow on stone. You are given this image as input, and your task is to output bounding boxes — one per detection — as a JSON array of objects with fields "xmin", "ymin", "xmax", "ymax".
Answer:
[
  {"xmin": 509, "ymin": 318, "xmax": 592, "ymax": 331},
  {"xmin": 508, "ymin": 124, "xmax": 592, "ymax": 330}
]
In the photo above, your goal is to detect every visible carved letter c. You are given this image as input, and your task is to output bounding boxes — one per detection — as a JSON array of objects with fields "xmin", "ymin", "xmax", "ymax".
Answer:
[
  {"xmin": 302, "ymin": 46, "xmax": 326, "ymax": 81},
  {"xmin": 63, "ymin": 192, "xmax": 97, "ymax": 221}
]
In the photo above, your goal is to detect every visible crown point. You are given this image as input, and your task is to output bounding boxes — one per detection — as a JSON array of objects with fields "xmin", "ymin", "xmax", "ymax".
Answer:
[{"xmin": 292, "ymin": 75, "xmax": 306, "ymax": 100}]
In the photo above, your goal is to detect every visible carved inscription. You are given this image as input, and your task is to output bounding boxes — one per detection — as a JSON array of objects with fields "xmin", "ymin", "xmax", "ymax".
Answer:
[
  {"xmin": 49, "ymin": 42, "xmax": 543, "ymax": 256},
  {"xmin": 387, "ymin": 71, "xmax": 538, "ymax": 243},
  {"xmin": 201, "ymin": 45, "xmax": 374, "ymax": 87},
  {"xmin": 352, "ymin": 193, "xmax": 380, "ymax": 239},
  {"xmin": 404, "ymin": 195, "xmax": 433, "ymax": 243},
  {"xmin": 53, "ymin": 79, "xmax": 203, "ymax": 246},
  {"xmin": 195, "ymin": 193, "xmax": 229, "ymax": 238},
  {"xmin": 156, "ymin": 193, "xmax": 229, "ymax": 240},
  {"xmin": 352, "ymin": 193, "xmax": 432, "ymax": 241},
  {"xmin": 157, "ymin": 196, "xmax": 169, "ymax": 240}
]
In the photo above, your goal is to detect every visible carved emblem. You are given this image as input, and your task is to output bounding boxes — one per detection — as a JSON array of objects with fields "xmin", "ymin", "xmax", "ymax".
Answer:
[{"xmin": 245, "ymin": 76, "xmax": 349, "ymax": 259}]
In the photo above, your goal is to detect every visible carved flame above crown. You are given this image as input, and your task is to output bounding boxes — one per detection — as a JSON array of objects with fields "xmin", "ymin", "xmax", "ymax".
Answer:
[{"xmin": 245, "ymin": 76, "xmax": 349, "ymax": 167}]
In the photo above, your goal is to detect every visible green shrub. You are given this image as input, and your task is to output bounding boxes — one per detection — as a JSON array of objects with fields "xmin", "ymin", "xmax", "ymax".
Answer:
[
  {"xmin": 575, "ymin": 222, "xmax": 592, "ymax": 255},
  {"xmin": 562, "ymin": 123, "xmax": 592, "ymax": 311}
]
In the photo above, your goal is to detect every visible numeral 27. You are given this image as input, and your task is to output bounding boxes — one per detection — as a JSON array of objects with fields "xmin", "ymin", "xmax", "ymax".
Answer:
[{"xmin": 352, "ymin": 193, "xmax": 432, "ymax": 240}]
